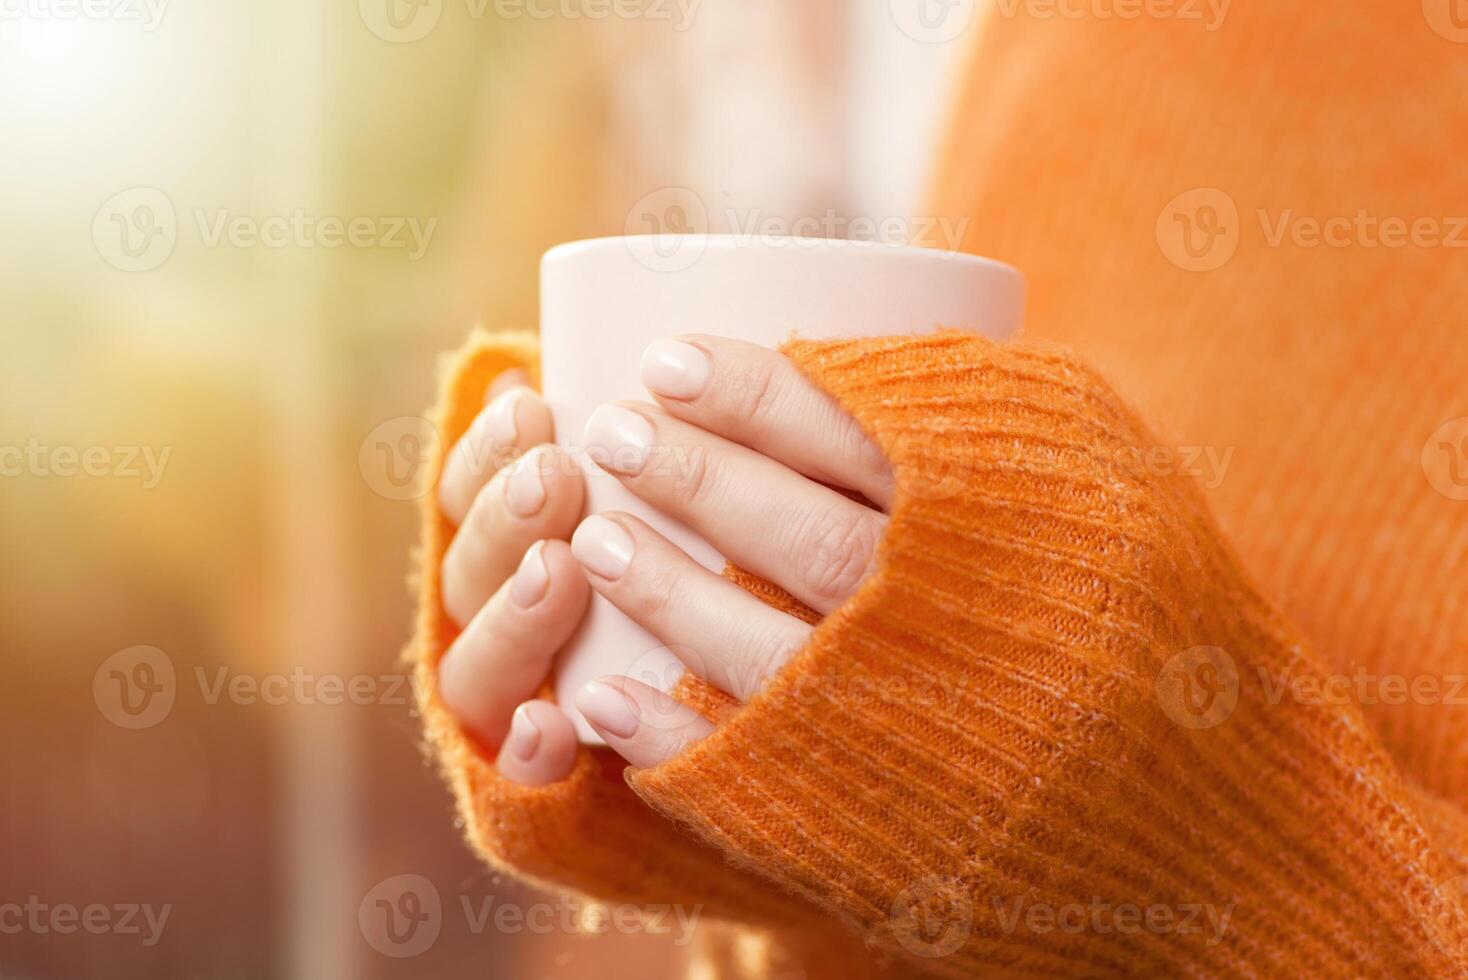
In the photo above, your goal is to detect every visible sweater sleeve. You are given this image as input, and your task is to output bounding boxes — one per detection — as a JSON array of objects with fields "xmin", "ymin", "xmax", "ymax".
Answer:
[{"xmin": 621, "ymin": 333, "xmax": 1468, "ymax": 978}]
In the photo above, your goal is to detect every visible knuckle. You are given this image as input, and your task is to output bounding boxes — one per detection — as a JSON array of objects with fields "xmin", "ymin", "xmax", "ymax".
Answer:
[
  {"xmin": 537, "ymin": 448, "xmax": 582, "ymax": 511},
  {"xmin": 728, "ymin": 357, "xmax": 781, "ymax": 428},
  {"xmin": 624, "ymin": 574, "xmax": 676, "ymax": 626},
  {"xmin": 518, "ymin": 391, "xmax": 554, "ymax": 435},
  {"xmin": 853, "ymin": 425, "xmax": 891, "ymax": 478},
  {"xmin": 436, "ymin": 468, "xmax": 467, "ymax": 523},
  {"xmin": 614, "ymin": 544, "xmax": 681, "ymax": 625},
  {"xmin": 454, "ymin": 433, "xmax": 504, "ymax": 488},
  {"xmin": 644, "ymin": 713, "xmax": 704, "ymax": 753},
  {"xmin": 846, "ymin": 424, "xmax": 895, "ymax": 497},
  {"xmin": 744, "ymin": 625, "xmax": 806, "ymax": 697},
  {"xmin": 797, "ymin": 507, "xmax": 883, "ymax": 605},
  {"xmin": 439, "ymin": 552, "xmax": 475, "ymax": 626},
  {"xmin": 668, "ymin": 442, "xmax": 721, "ymax": 511},
  {"xmin": 464, "ymin": 475, "xmax": 507, "ymax": 537}
]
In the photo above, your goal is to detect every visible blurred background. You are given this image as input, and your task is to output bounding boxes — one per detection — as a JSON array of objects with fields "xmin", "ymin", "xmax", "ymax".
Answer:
[{"xmin": 0, "ymin": 1, "xmax": 980, "ymax": 976}]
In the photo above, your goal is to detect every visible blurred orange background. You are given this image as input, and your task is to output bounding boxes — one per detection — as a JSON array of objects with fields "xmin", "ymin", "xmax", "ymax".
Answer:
[{"xmin": 0, "ymin": 1, "xmax": 977, "ymax": 976}]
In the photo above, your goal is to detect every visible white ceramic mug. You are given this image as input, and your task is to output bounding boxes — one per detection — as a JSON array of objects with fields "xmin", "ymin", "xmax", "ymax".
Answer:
[{"xmin": 541, "ymin": 235, "xmax": 1024, "ymax": 742}]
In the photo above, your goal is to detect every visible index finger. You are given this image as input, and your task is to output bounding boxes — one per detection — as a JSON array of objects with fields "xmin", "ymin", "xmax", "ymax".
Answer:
[{"xmin": 638, "ymin": 336, "xmax": 895, "ymax": 509}]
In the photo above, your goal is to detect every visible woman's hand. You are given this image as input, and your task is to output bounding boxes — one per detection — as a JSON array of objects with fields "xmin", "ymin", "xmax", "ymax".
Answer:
[
  {"xmin": 434, "ymin": 370, "xmax": 591, "ymax": 786},
  {"xmin": 570, "ymin": 336, "xmax": 894, "ymax": 766},
  {"xmin": 438, "ymin": 335, "xmax": 895, "ymax": 783}
]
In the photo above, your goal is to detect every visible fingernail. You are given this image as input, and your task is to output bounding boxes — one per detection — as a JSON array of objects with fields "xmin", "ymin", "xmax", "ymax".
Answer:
[
  {"xmin": 487, "ymin": 386, "xmax": 529, "ymax": 447},
  {"xmin": 571, "ymin": 515, "xmax": 634, "ymax": 580},
  {"xmin": 641, "ymin": 340, "xmax": 711, "ymax": 400},
  {"xmin": 505, "ymin": 703, "xmax": 542, "ymax": 761},
  {"xmin": 583, "ymin": 404, "xmax": 654, "ymax": 475},
  {"xmin": 576, "ymin": 680, "xmax": 640, "ymax": 739},
  {"xmin": 509, "ymin": 542, "xmax": 550, "ymax": 608},
  {"xmin": 505, "ymin": 448, "xmax": 548, "ymax": 518}
]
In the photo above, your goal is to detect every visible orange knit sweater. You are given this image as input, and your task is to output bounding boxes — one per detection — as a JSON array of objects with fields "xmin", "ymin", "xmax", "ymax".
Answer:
[{"xmin": 410, "ymin": 3, "xmax": 1468, "ymax": 977}]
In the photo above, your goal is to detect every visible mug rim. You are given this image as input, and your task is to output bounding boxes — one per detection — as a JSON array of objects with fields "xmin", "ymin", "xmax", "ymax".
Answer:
[{"xmin": 543, "ymin": 234, "xmax": 1022, "ymax": 282}]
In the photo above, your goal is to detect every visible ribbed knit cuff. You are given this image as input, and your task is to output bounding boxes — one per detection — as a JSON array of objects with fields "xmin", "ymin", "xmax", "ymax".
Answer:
[{"xmin": 627, "ymin": 334, "xmax": 1468, "ymax": 978}]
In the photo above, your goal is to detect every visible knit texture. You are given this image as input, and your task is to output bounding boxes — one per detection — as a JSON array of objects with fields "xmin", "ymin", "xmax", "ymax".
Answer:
[
  {"xmin": 927, "ymin": 0, "xmax": 1468, "ymax": 815},
  {"xmin": 410, "ymin": 329, "xmax": 1468, "ymax": 978}
]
